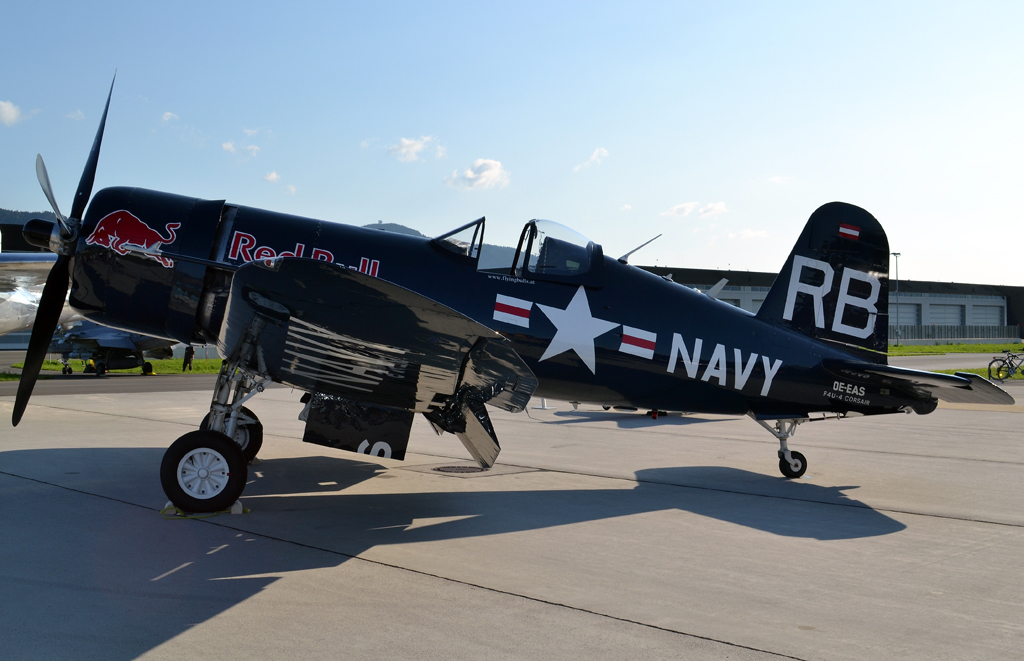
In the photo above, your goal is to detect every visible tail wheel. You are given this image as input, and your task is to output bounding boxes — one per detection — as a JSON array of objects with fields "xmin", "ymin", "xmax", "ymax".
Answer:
[
  {"xmin": 779, "ymin": 451, "xmax": 807, "ymax": 479},
  {"xmin": 201, "ymin": 406, "xmax": 264, "ymax": 462},
  {"xmin": 160, "ymin": 430, "xmax": 248, "ymax": 513},
  {"xmin": 988, "ymin": 359, "xmax": 1010, "ymax": 381}
]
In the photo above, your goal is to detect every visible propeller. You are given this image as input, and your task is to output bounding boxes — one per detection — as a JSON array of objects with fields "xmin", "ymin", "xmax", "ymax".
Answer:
[{"xmin": 12, "ymin": 75, "xmax": 115, "ymax": 426}]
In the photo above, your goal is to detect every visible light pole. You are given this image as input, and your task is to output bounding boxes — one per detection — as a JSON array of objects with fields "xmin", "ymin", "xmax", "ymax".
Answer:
[{"xmin": 891, "ymin": 252, "xmax": 901, "ymax": 346}]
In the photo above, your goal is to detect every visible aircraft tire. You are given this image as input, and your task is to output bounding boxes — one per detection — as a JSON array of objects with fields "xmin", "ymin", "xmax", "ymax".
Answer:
[
  {"xmin": 778, "ymin": 450, "xmax": 807, "ymax": 479},
  {"xmin": 95, "ymin": 362, "xmax": 106, "ymax": 376},
  {"xmin": 160, "ymin": 430, "xmax": 248, "ymax": 513},
  {"xmin": 143, "ymin": 361, "xmax": 154, "ymax": 375},
  {"xmin": 200, "ymin": 407, "xmax": 264, "ymax": 462},
  {"xmin": 989, "ymin": 359, "xmax": 1010, "ymax": 381}
]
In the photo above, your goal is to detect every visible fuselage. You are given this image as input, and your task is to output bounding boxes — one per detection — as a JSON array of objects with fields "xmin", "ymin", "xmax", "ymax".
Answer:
[{"xmin": 68, "ymin": 187, "xmax": 914, "ymax": 419}]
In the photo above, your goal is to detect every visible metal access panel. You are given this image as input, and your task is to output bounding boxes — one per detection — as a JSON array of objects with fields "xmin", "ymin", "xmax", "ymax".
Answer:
[{"xmin": 302, "ymin": 393, "xmax": 414, "ymax": 461}]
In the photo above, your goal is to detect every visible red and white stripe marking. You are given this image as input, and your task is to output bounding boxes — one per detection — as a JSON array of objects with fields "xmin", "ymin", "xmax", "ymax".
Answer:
[
  {"xmin": 493, "ymin": 294, "xmax": 532, "ymax": 328},
  {"xmin": 619, "ymin": 325, "xmax": 657, "ymax": 359},
  {"xmin": 838, "ymin": 223, "xmax": 860, "ymax": 241},
  {"xmin": 359, "ymin": 257, "xmax": 380, "ymax": 277}
]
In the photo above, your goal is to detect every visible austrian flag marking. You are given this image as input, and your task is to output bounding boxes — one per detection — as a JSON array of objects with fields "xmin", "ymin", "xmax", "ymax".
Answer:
[
  {"xmin": 619, "ymin": 325, "xmax": 657, "ymax": 360},
  {"xmin": 838, "ymin": 223, "xmax": 860, "ymax": 241},
  {"xmin": 493, "ymin": 294, "xmax": 533, "ymax": 328}
]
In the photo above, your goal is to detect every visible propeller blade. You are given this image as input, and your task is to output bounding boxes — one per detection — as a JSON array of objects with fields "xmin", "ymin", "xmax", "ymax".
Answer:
[
  {"xmin": 12, "ymin": 255, "xmax": 71, "ymax": 426},
  {"xmin": 35, "ymin": 154, "xmax": 70, "ymax": 235},
  {"xmin": 70, "ymin": 73, "xmax": 115, "ymax": 222}
]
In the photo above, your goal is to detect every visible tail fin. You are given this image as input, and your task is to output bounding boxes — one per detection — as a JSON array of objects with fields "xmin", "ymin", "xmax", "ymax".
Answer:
[{"xmin": 757, "ymin": 202, "xmax": 889, "ymax": 359}]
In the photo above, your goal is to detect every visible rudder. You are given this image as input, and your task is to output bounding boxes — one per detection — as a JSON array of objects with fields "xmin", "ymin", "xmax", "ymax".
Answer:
[{"xmin": 757, "ymin": 202, "xmax": 889, "ymax": 358}]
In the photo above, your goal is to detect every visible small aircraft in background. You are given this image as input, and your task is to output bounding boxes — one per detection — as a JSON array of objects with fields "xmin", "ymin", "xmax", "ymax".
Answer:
[
  {"xmin": 0, "ymin": 252, "xmax": 174, "ymax": 375},
  {"xmin": 11, "ymin": 78, "xmax": 1012, "ymax": 513}
]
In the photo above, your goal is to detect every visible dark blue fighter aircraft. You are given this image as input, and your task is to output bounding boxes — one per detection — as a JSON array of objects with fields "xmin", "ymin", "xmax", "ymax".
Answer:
[{"xmin": 13, "ymin": 80, "xmax": 1013, "ymax": 512}]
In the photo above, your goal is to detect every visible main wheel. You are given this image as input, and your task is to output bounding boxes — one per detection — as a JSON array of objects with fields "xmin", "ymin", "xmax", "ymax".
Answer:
[
  {"xmin": 160, "ymin": 430, "xmax": 248, "ymax": 513},
  {"xmin": 989, "ymin": 359, "xmax": 1010, "ymax": 381},
  {"xmin": 142, "ymin": 361, "xmax": 154, "ymax": 375},
  {"xmin": 95, "ymin": 362, "xmax": 106, "ymax": 376},
  {"xmin": 200, "ymin": 406, "xmax": 264, "ymax": 462},
  {"xmin": 778, "ymin": 450, "xmax": 807, "ymax": 479}
]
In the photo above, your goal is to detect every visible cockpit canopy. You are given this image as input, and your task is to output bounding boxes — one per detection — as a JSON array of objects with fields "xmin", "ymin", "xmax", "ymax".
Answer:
[
  {"xmin": 513, "ymin": 220, "xmax": 595, "ymax": 278},
  {"xmin": 432, "ymin": 217, "xmax": 604, "ymax": 285}
]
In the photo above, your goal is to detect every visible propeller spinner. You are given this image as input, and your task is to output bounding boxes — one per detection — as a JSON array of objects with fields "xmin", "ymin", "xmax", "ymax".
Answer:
[{"xmin": 12, "ymin": 75, "xmax": 116, "ymax": 426}]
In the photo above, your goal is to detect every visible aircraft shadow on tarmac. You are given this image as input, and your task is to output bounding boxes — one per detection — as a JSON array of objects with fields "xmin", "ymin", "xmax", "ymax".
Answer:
[
  {"xmin": 0, "ymin": 448, "xmax": 905, "ymax": 659},
  {"xmin": 544, "ymin": 410, "xmax": 725, "ymax": 428}
]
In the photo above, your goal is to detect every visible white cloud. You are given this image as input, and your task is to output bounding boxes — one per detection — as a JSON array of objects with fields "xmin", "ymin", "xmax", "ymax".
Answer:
[
  {"xmin": 389, "ymin": 136, "xmax": 439, "ymax": 163},
  {"xmin": 243, "ymin": 128, "xmax": 258, "ymax": 136},
  {"xmin": 245, "ymin": 144, "xmax": 260, "ymax": 156},
  {"xmin": 699, "ymin": 202, "xmax": 728, "ymax": 217},
  {"xmin": 0, "ymin": 101, "xmax": 23, "ymax": 126},
  {"xmin": 435, "ymin": 144, "xmax": 447, "ymax": 159},
  {"xmin": 360, "ymin": 139, "xmax": 373, "ymax": 148},
  {"xmin": 728, "ymin": 229, "xmax": 768, "ymax": 240},
  {"xmin": 286, "ymin": 185, "xmax": 296, "ymax": 195},
  {"xmin": 222, "ymin": 141, "xmax": 236, "ymax": 153},
  {"xmin": 66, "ymin": 109, "xmax": 85, "ymax": 121},
  {"xmin": 573, "ymin": 147, "xmax": 609, "ymax": 172},
  {"xmin": 264, "ymin": 171, "xmax": 281, "ymax": 183},
  {"xmin": 768, "ymin": 176, "xmax": 794, "ymax": 185},
  {"xmin": 660, "ymin": 202, "xmax": 699, "ymax": 217},
  {"xmin": 445, "ymin": 159, "xmax": 510, "ymax": 190},
  {"xmin": 162, "ymin": 112, "xmax": 179, "ymax": 122},
  {"xmin": 621, "ymin": 204, "xmax": 632, "ymax": 211}
]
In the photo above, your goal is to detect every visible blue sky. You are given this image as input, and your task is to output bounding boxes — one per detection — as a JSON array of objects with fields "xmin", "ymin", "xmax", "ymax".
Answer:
[{"xmin": 2, "ymin": 1, "xmax": 1022, "ymax": 284}]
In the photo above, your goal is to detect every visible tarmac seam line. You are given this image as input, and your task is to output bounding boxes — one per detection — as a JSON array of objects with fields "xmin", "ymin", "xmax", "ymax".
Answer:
[{"xmin": 0, "ymin": 467, "xmax": 805, "ymax": 660}]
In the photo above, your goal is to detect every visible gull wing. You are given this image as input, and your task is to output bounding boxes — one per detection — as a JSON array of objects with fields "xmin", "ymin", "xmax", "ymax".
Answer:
[{"xmin": 219, "ymin": 258, "xmax": 538, "ymax": 466}]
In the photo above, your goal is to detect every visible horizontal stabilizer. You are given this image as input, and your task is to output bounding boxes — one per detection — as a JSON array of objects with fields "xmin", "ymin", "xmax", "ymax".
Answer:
[{"xmin": 823, "ymin": 360, "xmax": 1015, "ymax": 406}]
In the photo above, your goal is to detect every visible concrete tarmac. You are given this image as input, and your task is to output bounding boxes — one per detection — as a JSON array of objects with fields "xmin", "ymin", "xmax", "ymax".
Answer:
[{"xmin": 1, "ymin": 379, "xmax": 1023, "ymax": 659}]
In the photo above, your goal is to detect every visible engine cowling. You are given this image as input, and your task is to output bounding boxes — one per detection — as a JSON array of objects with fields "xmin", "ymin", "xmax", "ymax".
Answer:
[{"xmin": 70, "ymin": 187, "xmax": 224, "ymax": 343}]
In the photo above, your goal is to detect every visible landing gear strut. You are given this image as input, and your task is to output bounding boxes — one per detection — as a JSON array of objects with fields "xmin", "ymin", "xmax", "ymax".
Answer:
[
  {"xmin": 201, "ymin": 405, "xmax": 263, "ymax": 462},
  {"xmin": 161, "ymin": 317, "xmax": 270, "ymax": 512},
  {"xmin": 753, "ymin": 416, "xmax": 808, "ymax": 479}
]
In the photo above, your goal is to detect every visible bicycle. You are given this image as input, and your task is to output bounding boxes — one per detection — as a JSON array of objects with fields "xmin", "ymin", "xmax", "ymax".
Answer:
[{"xmin": 988, "ymin": 349, "xmax": 1024, "ymax": 381}]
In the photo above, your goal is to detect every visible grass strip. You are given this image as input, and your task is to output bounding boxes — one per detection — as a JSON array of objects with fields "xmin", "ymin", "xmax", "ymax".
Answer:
[
  {"xmin": 11, "ymin": 358, "xmax": 224, "ymax": 375},
  {"xmin": 888, "ymin": 343, "xmax": 1022, "ymax": 356}
]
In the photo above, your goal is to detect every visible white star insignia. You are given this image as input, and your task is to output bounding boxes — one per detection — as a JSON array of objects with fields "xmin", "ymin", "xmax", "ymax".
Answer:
[{"xmin": 536, "ymin": 286, "xmax": 619, "ymax": 374}]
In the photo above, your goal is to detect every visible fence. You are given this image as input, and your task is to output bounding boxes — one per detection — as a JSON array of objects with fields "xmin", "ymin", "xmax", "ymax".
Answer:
[{"xmin": 889, "ymin": 325, "xmax": 1021, "ymax": 341}]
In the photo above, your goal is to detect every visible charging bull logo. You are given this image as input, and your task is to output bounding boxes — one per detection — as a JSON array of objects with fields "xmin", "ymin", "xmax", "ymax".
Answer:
[{"xmin": 85, "ymin": 210, "xmax": 181, "ymax": 268}]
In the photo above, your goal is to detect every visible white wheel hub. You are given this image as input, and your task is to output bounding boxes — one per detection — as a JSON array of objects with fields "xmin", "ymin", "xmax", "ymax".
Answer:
[{"xmin": 177, "ymin": 448, "xmax": 230, "ymax": 500}]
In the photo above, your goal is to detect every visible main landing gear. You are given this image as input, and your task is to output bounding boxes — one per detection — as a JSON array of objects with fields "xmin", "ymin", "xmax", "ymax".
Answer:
[
  {"xmin": 753, "ymin": 417, "xmax": 808, "ymax": 479},
  {"xmin": 161, "ymin": 319, "xmax": 270, "ymax": 513}
]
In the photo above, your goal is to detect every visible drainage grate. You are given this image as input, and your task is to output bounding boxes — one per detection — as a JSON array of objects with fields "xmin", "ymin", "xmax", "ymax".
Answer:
[{"xmin": 433, "ymin": 465, "xmax": 488, "ymax": 474}]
